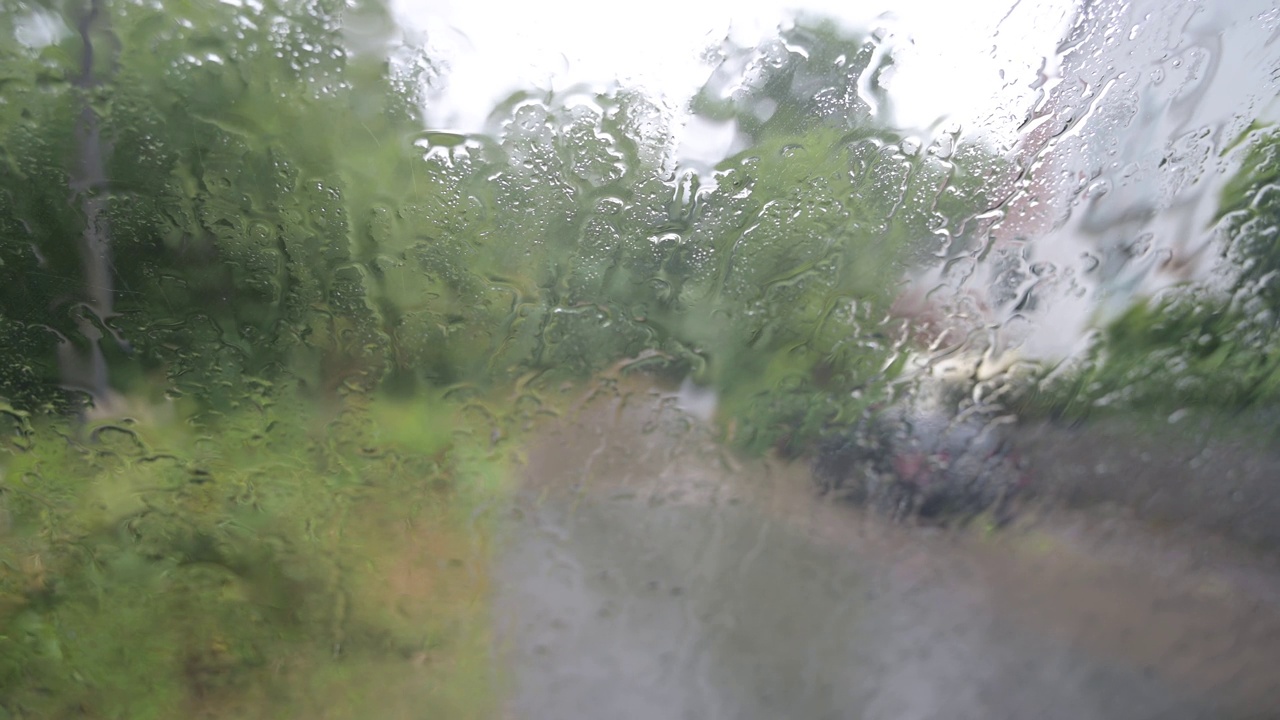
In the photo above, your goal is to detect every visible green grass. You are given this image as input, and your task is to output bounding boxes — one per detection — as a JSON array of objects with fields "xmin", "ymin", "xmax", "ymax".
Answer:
[{"xmin": 0, "ymin": 387, "xmax": 512, "ymax": 719}]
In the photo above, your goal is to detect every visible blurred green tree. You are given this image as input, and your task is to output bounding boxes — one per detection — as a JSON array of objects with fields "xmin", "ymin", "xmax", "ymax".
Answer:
[
  {"xmin": 0, "ymin": 5, "xmax": 1006, "ymax": 454},
  {"xmin": 1031, "ymin": 125, "xmax": 1280, "ymax": 419}
]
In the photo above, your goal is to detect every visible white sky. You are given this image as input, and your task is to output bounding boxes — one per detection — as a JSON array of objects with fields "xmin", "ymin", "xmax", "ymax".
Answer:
[{"xmin": 391, "ymin": 0, "xmax": 1076, "ymax": 140}]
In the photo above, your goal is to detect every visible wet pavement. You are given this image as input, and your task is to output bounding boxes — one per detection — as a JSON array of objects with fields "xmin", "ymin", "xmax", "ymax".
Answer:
[{"xmin": 492, "ymin": 380, "xmax": 1280, "ymax": 720}]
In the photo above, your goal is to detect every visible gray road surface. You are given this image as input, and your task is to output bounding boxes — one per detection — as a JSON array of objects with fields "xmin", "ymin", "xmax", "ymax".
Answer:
[{"xmin": 492, "ymin": 383, "xmax": 1280, "ymax": 720}]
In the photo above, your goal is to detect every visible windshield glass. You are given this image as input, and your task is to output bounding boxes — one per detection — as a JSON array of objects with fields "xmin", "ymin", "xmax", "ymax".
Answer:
[{"xmin": 2, "ymin": 1, "xmax": 1279, "ymax": 718}]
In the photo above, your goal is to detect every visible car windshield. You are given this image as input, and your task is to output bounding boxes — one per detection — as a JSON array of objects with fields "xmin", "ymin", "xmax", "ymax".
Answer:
[{"xmin": 2, "ymin": 1, "xmax": 1279, "ymax": 718}]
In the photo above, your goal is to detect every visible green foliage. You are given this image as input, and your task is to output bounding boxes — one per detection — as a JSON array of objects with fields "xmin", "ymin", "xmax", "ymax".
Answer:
[
  {"xmin": 1028, "ymin": 126, "xmax": 1280, "ymax": 420},
  {"xmin": 0, "ymin": 4, "xmax": 1005, "ymax": 450},
  {"xmin": 1217, "ymin": 123, "xmax": 1280, "ymax": 300},
  {"xmin": 691, "ymin": 18, "xmax": 895, "ymax": 141},
  {"xmin": 0, "ymin": 0, "xmax": 436, "ymax": 410},
  {"xmin": 0, "ymin": 389, "xmax": 507, "ymax": 719}
]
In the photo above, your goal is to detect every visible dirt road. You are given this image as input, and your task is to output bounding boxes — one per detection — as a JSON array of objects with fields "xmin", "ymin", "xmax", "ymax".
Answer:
[{"xmin": 492, "ymin": 379, "xmax": 1280, "ymax": 720}]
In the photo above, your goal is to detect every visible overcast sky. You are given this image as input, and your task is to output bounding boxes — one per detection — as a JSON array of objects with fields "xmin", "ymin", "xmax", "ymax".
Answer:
[{"xmin": 390, "ymin": 0, "xmax": 1076, "ymax": 138}]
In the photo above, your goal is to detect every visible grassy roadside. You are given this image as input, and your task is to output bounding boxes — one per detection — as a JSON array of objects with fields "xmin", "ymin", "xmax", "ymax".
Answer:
[{"xmin": 0, "ymin": 386, "xmax": 516, "ymax": 719}]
